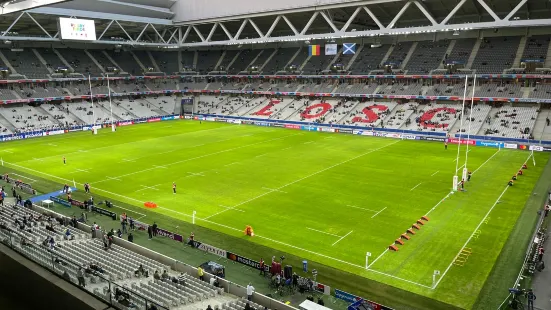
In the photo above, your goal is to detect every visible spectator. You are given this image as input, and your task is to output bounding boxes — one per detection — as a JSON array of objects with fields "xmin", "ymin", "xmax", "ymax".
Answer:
[
  {"xmin": 154, "ymin": 270, "xmax": 161, "ymax": 280},
  {"xmin": 77, "ymin": 267, "xmax": 86, "ymax": 287},
  {"xmin": 162, "ymin": 270, "xmax": 169, "ymax": 280},
  {"xmin": 117, "ymin": 228, "xmax": 123, "ymax": 238},
  {"xmin": 246, "ymin": 283, "xmax": 255, "ymax": 301},
  {"xmin": 147, "ymin": 225, "xmax": 153, "ymax": 240},
  {"xmin": 527, "ymin": 289, "xmax": 536, "ymax": 310},
  {"xmin": 210, "ymin": 276, "xmax": 216, "ymax": 286},
  {"xmin": 244, "ymin": 303, "xmax": 251, "ymax": 310},
  {"xmin": 135, "ymin": 264, "xmax": 146, "ymax": 277},
  {"xmin": 317, "ymin": 298, "xmax": 325, "ymax": 306},
  {"xmin": 128, "ymin": 233, "xmax": 134, "ymax": 243},
  {"xmin": 129, "ymin": 217, "xmax": 135, "ymax": 230},
  {"xmin": 152, "ymin": 222, "xmax": 158, "ymax": 236},
  {"xmin": 121, "ymin": 218, "xmax": 127, "ymax": 234},
  {"xmin": 206, "ymin": 306, "xmax": 213, "ymax": 310},
  {"xmin": 198, "ymin": 266, "xmax": 204, "ymax": 281},
  {"xmin": 259, "ymin": 258, "xmax": 265, "ymax": 276},
  {"xmin": 65, "ymin": 229, "xmax": 73, "ymax": 240}
]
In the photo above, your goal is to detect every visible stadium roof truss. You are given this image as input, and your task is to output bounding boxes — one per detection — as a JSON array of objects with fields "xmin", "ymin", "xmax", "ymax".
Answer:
[
  {"xmin": 0, "ymin": 0, "xmax": 549, "ymax": 48},
  {"xmin": 171, "ymin": 0, "xmax": 551, "ymax": 47}
]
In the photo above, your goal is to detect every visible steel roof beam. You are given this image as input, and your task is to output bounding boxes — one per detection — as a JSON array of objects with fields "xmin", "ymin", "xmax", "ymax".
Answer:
[
  {"xmin": 364, "ymin": 7, "xmax": 386, "ymax": 30},
  {"xmin": 387, "ymin": 1, "xmax": 411, "ymax": 29},
  {"xmin": 476, "ymin": 0, "xmax": 501, "ymax": 21},
  {"xmin": 340, "ymin": 7, "xmax": 362, "ymax": 32},
  {"xmin": 504, "ymin": 0, "xmax": 527, "ymax": 21},
  {"xmin": 441, "ymin": 0, "xmax": 466, "ymax": 25},
  {"xmin": 413, "ymin": 1, "xmax": 437, "ymax": 26}
]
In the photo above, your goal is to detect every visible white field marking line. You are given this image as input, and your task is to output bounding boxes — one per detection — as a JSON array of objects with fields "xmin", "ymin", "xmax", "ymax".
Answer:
[
  {"xmin": 332, "ymin": 230, "xmax": 353, "ymax": 246},
  {"xmin": 78, "ymin": 150, "xmax": 88, "ymax": 153},
  {"xmin": 410, "ymin": 183, "xmax": 422, "ymax": 191},
  {"xmin": 370, "ymin": 207, "xmax": 387, "ymax": 219},
  {"xmin": 1, "ymin": 150, "xmax": 13, "ymax": 153},
  {"xmin": 255, "ymin": 153, "xmax": 267, "ymax": 158},
  {"xmin": 433, "ymin": 152, "xmax": 533, "ymax": 289},
  {"xmin": 0, "ymin": 160, "xmax": 431, "ymax": 289},
  {"xmin": 47, "ymin": 143, "xmax": 58, "ymax": 147},
  {"xmin": 15, "ymin": 125, "xmax": 241, "ymax": 163},
  {"xmin": 136, "ymin": 184, "xmax": 161, "ymax": 192},
  {"xmin": 224, "ymin": 162, "xmax": 239, "ymax": 166},
  {"xmin": 122, "ymin": 158, "xmax": 136, "ymax": 162},
  {"xmin": 306, "ymin": 227, "xmax": 342, "ymax": 238},
  {"xmin": 368, "ymin": 249, "xmax": 389, "ymax": 269},
  {"xmin": 10, "ymin": 173, "xmax": 37, "ymax": 183},
  {"xmin": 105, "ymin": 176, "xmax": 122, "ymax": 181},
  {"xmin": 472, "ymin": 148, "xmax": 500, "ymax": 174},
  {"xmin": 207, "ymin": 141, "xmax": 400, "ymax": 220},
  {"xmin": 303, "ymin": 141, "xmax": 314, "ymax": 144},
  {"xmin": 153, "ymin": 165, "xmax": 168, "ymax": 169},
  {"xmin": 282, "ymin": 147, "xmax": 292, "ymax": 150},
  {"xmin": 219, "ymin": 205, "xmax": 245, "ymax": 213},
  {"xmin": 431, "ymin": 171, "xmax": 439, "ymax": 176},
  {"xmin": 186, "ymin": 172, "xmax": 205, "ymax": 177},
  {"xmin": 372, "ymin": 149, "xmax": 503, "ymax": 266},
  {"xmin": 346, "ymin": 205, "xmax": 380, "ymax": 213},
  {"xmin": 262, "ymin": 187, "xmax": 287, "ymax": 193},
  {"xmin": 96, "ymin": 133, "xmax": 300, "ymax": 184},
  {"xmin": 74, "ymin": 168, "xmax": 90, "ymax": 173},
  {"xmin": 232, "ymin": 141, "xmax": 400, "ymax": 209},
  {"xmin": 32, "ymin": 157, "xmax": 44, "ymax": 162}
]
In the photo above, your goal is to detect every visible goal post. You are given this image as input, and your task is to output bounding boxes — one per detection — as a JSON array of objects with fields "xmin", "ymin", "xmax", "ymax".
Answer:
[{"xmin": 453, "ymin": 175, "xmax": 458, "ymax": 192}]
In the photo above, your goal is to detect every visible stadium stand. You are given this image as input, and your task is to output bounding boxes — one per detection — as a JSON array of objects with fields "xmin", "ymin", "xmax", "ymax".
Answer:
[
  {"xmin": 520, "ymin": 35, "xmax": 550, "ymax": 65},
  {"xmin": 404, "ymin": 41, "xmax": 449, "ymax": 74},
  {"xmin": 470, "ymin": 37, "xmax": 521, "ymax": 74},
  {"xmin": 230, "ymin": 49, "xmax": 261, "ymax": 73},
  {"xmin": 262, "ymin": 47, "xmax": 298, "ymax": 74},
  {"xmin": 3, "ymin": 49, "xmax": 50, "ymax": 79},
  {"xmin": 196, "ymin": 50, "xmax": 223, "ymax": 74},
  {"xmin": 152, "ymin": 51, "xmax": 181, "ymax": 74},
  {"xmin": 106, "ymin": 50, "xmax": 143, "ymax": 75},
  {"xmin": 57, "ymin": 48, "xmax": 103, "ymax": 76},
  {"xmin": 482, "ymin": 105, "xmax": 538, "ymax": 139},
  {"xmin": 349, "ymin": 45, "xmax": 390, "ymax": 74}
]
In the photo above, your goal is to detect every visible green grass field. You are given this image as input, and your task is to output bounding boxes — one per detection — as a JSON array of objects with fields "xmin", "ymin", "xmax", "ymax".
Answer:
[{"xmin": 1, "ymin": 120, "xmax": 549, "ymax": 309}]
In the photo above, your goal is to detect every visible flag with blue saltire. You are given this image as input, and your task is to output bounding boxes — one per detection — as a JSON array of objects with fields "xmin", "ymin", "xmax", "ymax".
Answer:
[{"xmin": 343, "ymin": 43, "xmax": 356, "ymax": 55}]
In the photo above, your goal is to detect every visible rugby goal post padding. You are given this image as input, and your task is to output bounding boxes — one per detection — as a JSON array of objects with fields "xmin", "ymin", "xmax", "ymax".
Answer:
[
  {"xmin": 453, "ymin": 175, "xmax": 458, "ymax": 191},
  {"xmin": 395, "ymin": 239, "xmax": 404, "ymax": 245},
  {"xmin": 389, "ymin": 244, "xmax": 399, "ymax": 251},
  {"xmin": 462, "ymin": 167, "xmax": 468, "ymax": 183}
]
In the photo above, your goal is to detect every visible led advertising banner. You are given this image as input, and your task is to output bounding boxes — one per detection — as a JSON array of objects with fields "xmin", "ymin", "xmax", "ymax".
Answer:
[{"xmin": 59, "ymin": 17, "xmax": 96, "ymax": 41}]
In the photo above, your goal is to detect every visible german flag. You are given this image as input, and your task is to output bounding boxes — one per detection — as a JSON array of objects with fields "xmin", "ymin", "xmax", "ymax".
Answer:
[{"xmin": 309, "ymin": 45, "xmax": 321, "ymax": 56}]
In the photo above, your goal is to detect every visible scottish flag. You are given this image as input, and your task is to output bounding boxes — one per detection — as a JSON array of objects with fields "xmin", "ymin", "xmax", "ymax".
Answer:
[{"xmin": 343, "ymin": 43, "xmax": 356, "ymax": 55}]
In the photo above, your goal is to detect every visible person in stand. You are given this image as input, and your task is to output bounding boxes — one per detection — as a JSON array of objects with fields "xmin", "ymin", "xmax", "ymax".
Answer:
[
  {"xmin": 526, "ymin": 289, "xmax": 536, "ymax": 310},
  {"xmin": 206, "ymin": 306, "xmax": 213, "ymax": 310},
  {"xmin": 244, "ymin": 303, "xmax": 252, "ymax": 310},
  {"xmin": 77, "ymin": 267, "xmax": 86, "ymax": 287},
  {"xmin": 317, "ymin": 298, "xmax": 325, "ymax": 306},
  {"xmin": 188, "ymin": 232, "xmax": 195, "ymax": 246},
  {"xmin": 545, "ymin": 204, "xmax": 550, "ymax": 217},
  {"xmin": 546, "ymin": 117, "xmax": 550, "ymax": 126},
  {"xmin": 198, "ymin": 266, "xmax": 204, "ymax": 281},
  {"xmin": 259, "ymin": 258, "xmax": 265, "ymax": 276},
  {"xmin": 147, "ymin": 225, "xmax": 153, "ymax": 240},
  {"xmin": 246, "ymin": 283, "xmax": 255, "ymax": 301},
  {"xmin": 128, "ymin": 233, "xmax": 134, "ymax": 243}
]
